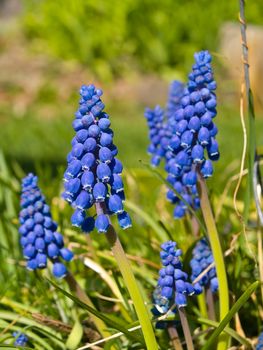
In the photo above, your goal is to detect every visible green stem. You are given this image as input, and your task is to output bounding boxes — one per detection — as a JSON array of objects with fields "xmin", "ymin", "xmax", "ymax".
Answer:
[
  {"xmin": 96, "ymin": 203, "xmax": 159, "ymax": 350},
  {"xmin": 197, "ymin": 292, "xmax": 209, "ymax": 330},
  {"xmin": 64, "ymin": 271, "xmax": 110, "ymax": 339},
  {"xmin": 178, "ymin": 307, "xmax": 194, "ymax": 350},
  {"xmin": 198, "ymin": 174, "xmax": 229, "ymax": 350}
]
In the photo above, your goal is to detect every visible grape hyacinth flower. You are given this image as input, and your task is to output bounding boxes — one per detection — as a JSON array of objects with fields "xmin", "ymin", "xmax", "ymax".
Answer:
[
  {"xmin": 164, "ymin": 50, "xmax": 219, "ymax": 218},
  {"xmin": 144, "ymin": 81, "xmax": 184, "ymax": 167},
  {"xmin": 155, "ymin": 241, "xmax": 196, "ymax": 310},
  {"xmin": 145, "ymin": 51, "xmax": 219, "ymax": 220},
  {"xmin": 13, "ymin": 332, "xmax": 28, "ymax": 347},
  {"xmin": 19, "ymin": 173, "xmax": 73, "ymax": 278},
  {"xmin": 190, "ymin": 238, "xmax": 218, "ymax": 293},
  {"xmin": 256, "ymin": 332, "xmax": 263, "ymax": 350},
  {"xmin": 62, "ymin": 84, "xmax": 131, "ymax": 234}
]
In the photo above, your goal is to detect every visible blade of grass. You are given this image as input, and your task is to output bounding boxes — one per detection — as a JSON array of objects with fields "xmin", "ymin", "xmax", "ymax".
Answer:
[{"xmin": 201, "ymin": 281, "xmax": 259, "ymax": 350}]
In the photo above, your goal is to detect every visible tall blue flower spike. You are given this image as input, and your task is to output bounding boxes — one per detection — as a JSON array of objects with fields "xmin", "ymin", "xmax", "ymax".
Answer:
[
  {"xmin": 62, "ymin": 84, "xmax": 132, "ymax": 233},
  {"xmin": 13, "ymin": 332, "xmax": 28, "ymax": 347},
  {"xmin": 256, "ymin": 332, "xmax": 263, "ymax": 350},
  {"xmin": 144, "ymin": 81, "xmax": 184, "ymax": 167},
  {"xmin": 19, "ymin": 173, "xmax": 73, "ymax": 278},
  {"xmin": 190, "ymin": 238, "xmax": 218, "ymax": 293},
  {"xmin": 145, "ymin": 51, "xmax": 219, "ymax": 219},
  {"xmin": 153, "ymin": 241, "xmax": 197, "ymax": 324}
]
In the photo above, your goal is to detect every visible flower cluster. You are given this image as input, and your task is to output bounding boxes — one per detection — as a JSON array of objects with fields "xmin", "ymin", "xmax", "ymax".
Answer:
[
  {"xmin": 166, "ymin": 80, "xmax": 185, "ymax": 120},
  {"xmin": 19, "ymin": 173, "xmax": 73, "ymax": 278},
  {"xmin": 190, "ymin": 238, "xmax": 218, "ymax": 293},
  {"xmin": 256, "ymin": 332, "xmax": 263, "ymax": 350},
  {"xmin": 156, "ymin": 241, "xmax": 197, "ymax": 309},
  {"xmin": 13, "ymin": 332, "xmax": 28, "ymax": 347},
  {"xmin": 145, "ymin": 51, "xmax": 219, "ymax": 219},
  {"xmin": 144, "ymin": 81, "xmax": 184, "ymax": 167},
  {"xmin": 62, "ymin": 84, "xmax": 131, "ymax": 234}
]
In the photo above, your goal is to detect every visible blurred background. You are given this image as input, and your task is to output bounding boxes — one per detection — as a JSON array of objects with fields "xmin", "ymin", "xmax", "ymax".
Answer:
[{"xmin": 0, "ymin": 0, "xmax": 263, "ymax": 187}]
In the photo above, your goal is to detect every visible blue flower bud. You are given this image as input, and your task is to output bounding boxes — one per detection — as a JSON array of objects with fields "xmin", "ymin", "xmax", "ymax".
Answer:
[
  {"xmin": 93, "ymin": 182, "xmax": 107, "ymax": 201},
  {"xmin": 183, "ymin": 171, "xmax": 197, "ymax": 187},
  {"xmin": 181, "ymin": 130, "xmax": 193, "ymax": 148},
  {"xmin": 27, "ymin": 258, "xmax": 38, "ymax": 271},
  {"xmin": 74, "ymin": 190, "xmax": 93, "ymax": 210},
  {"xmin": 176, "ymin": 120, "xmax": 188, "ymax": 136},
  {"xmin": 83, "ymin": 137, "xmax": 97, "ymax": 152},
  {"xmin": 110, "ymin": 158, "xmax": 123, "ymax": 174},
  {"xmin": 100, "ymin": 132, "xmax": 113, "ymax": 147},
  {"xmin": 198, "ymin": 127, "xmax": 210, "ymax": 146},
  {"xmin": 72, "ymin": 143, "xmax": 84, "ymax": 159},
  {"xmin": 175, "ymin": 292, "xmax": 187, "ymax": 307},
  {"xmin": 71, "ymin": 209, "xmax": 86, "ymax": 227},
  {"xmin": 108, "ymin": 194, "xmax": 124, "ymax": 214},
  {"xmin": 201, "ymin": 160, "xmax": 213, "ymax": 178},
  {"xmin": 88, "ymin": 124, "xmax": 100, "ymax": 138},
  {"xmin": 76, "ymin": 129, "xmax": 89, "ymax": 143},
  {"xmin": 60, "ymin": 248, "xmax": 74, "ymax": 262},
  {"xmin": 66, "ymin": 160, "xmax": 82, "ymax": 177},
  {"xmin": 47, "ymin": 243, "xmax": 59, "ymax": 258},
  {"xmin": 161, "ymin": 286, "xmax": 173, "ymax": 299},
  {"xmin": 34, "ymin": 224, "xmax": 44, "ymax": 237},
  {"xmin": 174, "ymin": 205, "xmax": 186, "ymax": 219},
  {"xmin": 72, "ymin": 119, "xmax": 83, "ymax": 131},
  {"xmin": 53, "ymin": 262, "xmax": 67, "ymax": 278},
  {"xmin": 82, "ymin": 113, "xmax": 95, "ymax": 127},
  {"xmin": 95, "ymin": 214, "xmax": 110, "ymax": 233},
  {"xmin": 81, "ymin": 153, "xmax": 96, "ymax": 170},
  {"xmin": 110, "ymin": 174, "xmax": 124, "ymax": 193},
  {"xmin": 98, "ymin": 118, "xmax": 111, "ymax": 130},
  {"xmin": 117, "ymin": 211, "xmax": 132, "ymax": 229},
  {"xmin": 81, "ymin": 171, "xmax": 95, "ymax": 190},
  {"xmin": 36, "ymin": 253, "xmax": 47, "ymax": 268},
  {"xmin": 81, "ymin": 216, "xmax": 95, "ymax": 233},
  {"xmin": 99, "ymin": 147, "xmax": 113, "ymax": 163},
  {"xmin": 35, "ymin": 237, "xmax": 45, "ymax": 252},
  {"xmin": 65, "ymin": 178, "xmax": 81, "ymax": 196},
  {"xmin": 23, "ymin": 244, "xmax": 36, "ymax": 259}
]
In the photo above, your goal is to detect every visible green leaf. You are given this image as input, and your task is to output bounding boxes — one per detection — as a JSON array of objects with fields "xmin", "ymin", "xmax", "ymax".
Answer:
[
  {"xmin": 197, "ymin": 317, "xmax": 252, "ymax": 348},
  {"xmin": 66, "ymin": 316, "xmax": 83, "ymax": 350},
  {"xmin": 201, "ymin": 281, "xmax": 259, "ymax": 350},
  {"xmin": 47, "ymin": 278, "xmax": 145, "ymax": 346}
]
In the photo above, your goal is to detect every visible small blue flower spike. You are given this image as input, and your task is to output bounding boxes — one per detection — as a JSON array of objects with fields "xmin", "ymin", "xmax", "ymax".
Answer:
[
  {"xmin": 13, "ymin": 332, "xmax": 28, "ymax": 347},
  {"xmin": 19, "ymin": 173, "xmax": 73, "ymax": 278},
  {"xmin": 152, "ymin": 241, "xmax": 196, "ymax": 327},
  {"xmin": 144, "ymin": 51, "xmax": 220, "ymax": 219},
  {"xmin": 190, "ymin": 238, "xmax": 218, "ymax": 293},
  {"xmin": 256, "ymin": 332, "xmax": 263, "ymax": 350},
  {"xmin": 63, "ymin": 84, "xmax": 131, "ymax": 234}
]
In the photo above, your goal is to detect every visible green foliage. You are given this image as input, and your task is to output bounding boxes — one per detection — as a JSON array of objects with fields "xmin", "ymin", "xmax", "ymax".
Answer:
[{"xmin": 22, "ymin": 0, "xmax": 263, "ymax": 78}]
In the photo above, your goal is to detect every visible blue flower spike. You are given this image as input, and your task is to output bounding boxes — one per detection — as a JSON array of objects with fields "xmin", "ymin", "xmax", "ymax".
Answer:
[
  {"xmin": 63, "ymin": 84, "xmax": 131, "ymax": 233},
  {"xmin": 190, "ymin": 238, "xmax": 218, "ymax": 293},
  {"xmin": 153, "ymin": 241, "xmax": 196, "ymax": 318},
  {"xmin": 19, "ymin": 173, "xmax": 73, "ymax": 278},
  {"xmin": 145, "ymin": 51, "xmax": 220, "ymax": 219}
]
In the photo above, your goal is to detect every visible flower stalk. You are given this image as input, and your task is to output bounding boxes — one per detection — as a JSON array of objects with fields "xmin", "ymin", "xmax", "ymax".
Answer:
[
  {"xmin": 178, "ymin": 308, "xmax": 194, "ymax": 350},
  {"xmin": 96, "ymin": 203, "xmax": 159, "ymax": 350},
  {"xmin": 198, "ymin": 173, "xmax": 229, "ymax": 350}
]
